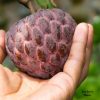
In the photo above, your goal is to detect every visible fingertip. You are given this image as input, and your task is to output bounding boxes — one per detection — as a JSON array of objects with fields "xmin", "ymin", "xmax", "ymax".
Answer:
[
  {"xmin": 0, "ymin": 30, "xmax": 5, "ymax": 35},
  {"xmin": 75, "ymin": 23, "xmax": 89, "ymax": 33},
  {"xmin": 0, "ymin": 29, "xmax": 6, "ymax": 40},
  {"xmin": 0, "ymin": 30, "xmax": 6, "ymax": 49},
  {"xmin": 73, "ymin": 23, "xmax": 89, "ymax": 43},
  {"xmin": 88, "ymin": 24, "xmax": 94, "ymax": 37},
  {"xmin": 87, "ymin": 24, "xmax": 94, "ymax": 49},
  {"xmin": 77, "ymin": 22, "xmax": 88, "ymax": 27},
  {"xmin": 88, "ymin": 24, "xmax": 93, "ymax": 31}
]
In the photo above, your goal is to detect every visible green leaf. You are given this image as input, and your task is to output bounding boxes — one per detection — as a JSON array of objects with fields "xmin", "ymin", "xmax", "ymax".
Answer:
[
  {"xmin": 35, "ymin": 0, "xmax": 56, "ymax": 9},
  {"xmin": 92, "ymin": 16, "xmax": 100, "ymax": 45}
]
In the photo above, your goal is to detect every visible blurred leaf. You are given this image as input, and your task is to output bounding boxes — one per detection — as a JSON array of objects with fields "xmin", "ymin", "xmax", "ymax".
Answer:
[
  {"xmin": 35, "ymin": 0, "xmax": 56, "ymax": 9},
  {"xmin": 74, "ymin": 76, "xmax": 100, "ymax": 100},
  {"xmin": 92, "ymin": 16, "xmax": 100, "ymax": 45},
  {"xmin": 89, "ymin": 62, "xmax": 100, "ymax": 76}
]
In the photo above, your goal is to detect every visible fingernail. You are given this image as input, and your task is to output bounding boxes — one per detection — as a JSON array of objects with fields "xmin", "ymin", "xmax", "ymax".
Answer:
[
  {"xmin": 74, "ymin": 23, "xmax": 89, "ymax": 42},
  {"xmin": 76, "ymin": 23, "xmax": 88, "ymax": 32}
]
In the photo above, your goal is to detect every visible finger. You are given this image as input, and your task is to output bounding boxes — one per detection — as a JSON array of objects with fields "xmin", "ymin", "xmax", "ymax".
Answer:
[
  {"xmin": 79, "ymin": 24, "xmax": 93, "ymax": 84},
  {"xmin": 0, "ymin": 64, "xmax": 22, "ymax": 95},
  {"xmin": 63, "ymin": 23, "xmax": 89, "ymax": 88},
  {"xmin": 0, "ymin": 30, "xmax": 5, "ymax": 49},
  {"xmin": 0, "ymin": 30, "xmax": 7, "ymax": 63},
  {"xmin": 42, "ymin": 23, "xmax": 89, "ymax": 99}
]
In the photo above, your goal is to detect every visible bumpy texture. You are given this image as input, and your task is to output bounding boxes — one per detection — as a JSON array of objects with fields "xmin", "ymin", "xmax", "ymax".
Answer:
[{"xmin": 6, "ymin": 8, "xmax": 77, "ymax": 79}]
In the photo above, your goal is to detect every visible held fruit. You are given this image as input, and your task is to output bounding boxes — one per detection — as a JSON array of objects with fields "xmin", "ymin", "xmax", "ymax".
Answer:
[{"xmin": 6, "ymin": 8, "xmax": 77, "ymax": 79}]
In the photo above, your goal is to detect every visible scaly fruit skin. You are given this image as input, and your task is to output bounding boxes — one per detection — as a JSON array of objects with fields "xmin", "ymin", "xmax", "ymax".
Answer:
[{"xmin": 6, "ymin": 8, "xmax": 77, "ymax": 79}]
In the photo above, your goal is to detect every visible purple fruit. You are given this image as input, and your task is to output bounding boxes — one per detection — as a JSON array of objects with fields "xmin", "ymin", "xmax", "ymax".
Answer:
[{"xmin": 6, "ymin": 8, "xmax": 77, "ymax": 79}]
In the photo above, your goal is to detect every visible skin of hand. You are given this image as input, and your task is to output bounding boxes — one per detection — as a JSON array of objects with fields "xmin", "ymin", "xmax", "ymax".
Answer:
[{"xmin": 0, "ymin": 23, "xmax": 93, "ymax": 100}]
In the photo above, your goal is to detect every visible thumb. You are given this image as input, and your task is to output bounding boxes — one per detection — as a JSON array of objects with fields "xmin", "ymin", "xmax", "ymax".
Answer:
[{"xmin": 0, "ymin": 30, "xmax": 6, "ymax": 63}]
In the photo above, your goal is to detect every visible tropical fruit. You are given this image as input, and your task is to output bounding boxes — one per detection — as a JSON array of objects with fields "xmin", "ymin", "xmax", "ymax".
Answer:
[{"xmin": 6, "ymin": 8, "xmax": 77, "ymax": 79}]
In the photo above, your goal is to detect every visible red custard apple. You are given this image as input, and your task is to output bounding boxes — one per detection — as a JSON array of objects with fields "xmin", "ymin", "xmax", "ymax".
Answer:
[{"xmin": 6, "ymin": 8, "xmax": 77, "ymax": 79}]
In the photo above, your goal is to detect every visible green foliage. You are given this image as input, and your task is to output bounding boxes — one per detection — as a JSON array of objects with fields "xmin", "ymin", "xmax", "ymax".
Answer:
[
  {"xmin": 92, "ymin": 16, "xmax": 100, "ymax": 45},
  {"xmin": 89, "ymin": 62, "xmax": 100, "ymax": 76},
  {"xmin": 35, "ymin": 0, "xmax": 56, "ymax": 9},
  {"xmin": 74, "ymin": 62, "xmax": 100, "ymax": 100},
  {"xmin": 74, "ymin": 76, "xmax": 100, "ymax": 100}
]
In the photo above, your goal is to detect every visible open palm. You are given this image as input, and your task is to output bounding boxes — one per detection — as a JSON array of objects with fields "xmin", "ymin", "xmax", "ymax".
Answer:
[{"xmin": 0, "ymin": 23, "xmax": 93, "ymax": 100}]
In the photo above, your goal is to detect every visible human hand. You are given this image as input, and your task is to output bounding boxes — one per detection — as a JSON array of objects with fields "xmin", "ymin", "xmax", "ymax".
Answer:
[{"xmin": 0, "ymin": 23, "xmax": 93, "ymax": 100}]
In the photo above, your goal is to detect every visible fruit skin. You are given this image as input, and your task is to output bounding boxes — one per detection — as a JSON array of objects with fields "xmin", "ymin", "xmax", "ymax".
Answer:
[{"xmin": 6, "ymin": 8, "xmax": 77, "ymax": 79}]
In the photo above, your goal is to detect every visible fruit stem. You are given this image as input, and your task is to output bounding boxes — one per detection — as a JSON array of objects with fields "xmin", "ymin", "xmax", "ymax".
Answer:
[
  {"xmin": 27, "ymin": 0, "xmax": 35, "ymax": 13},
  {"xmin": 18, "ymin": 0, "xmax": 36, "ymax": 13},
  {"xmin": 51, "ymin": 0, "xmax": 57, "ymax": 7}
]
